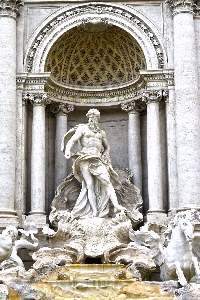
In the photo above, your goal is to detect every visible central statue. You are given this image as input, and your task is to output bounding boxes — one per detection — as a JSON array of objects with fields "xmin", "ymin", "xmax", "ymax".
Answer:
[{"xmin": 61, "ymin": 108, "xmax": 125, "ymax": 218}]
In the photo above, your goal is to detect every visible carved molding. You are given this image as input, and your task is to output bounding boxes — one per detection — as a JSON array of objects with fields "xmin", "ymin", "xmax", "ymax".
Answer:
[
  {"xmin": 121, "ymin": 100, "xmax": 146, "ymax": 114},
  {"xmin": 142, "ymin": 90, "xmax": 163, "ymax": 104},
  {"xmin": 46, "ymin": 76, "xmax": 145, "ymax": 105},
  {"xmin": 166, "ymin": 0, "xmax": 197, "ymax": 16},
  {"xmin": 0, "ymin": 0, "xmax": 22, "ymax": 18},
  {"xmin": 50, "ymin": 103, "xmax": 74, "ymax": 116},
  {"xmin": 25, "ymin": 93, "xmax": 50, "ymax": 106},
  {"xmin": 26, "ymin": 3, "xmax": 165, "ymax": 72}
]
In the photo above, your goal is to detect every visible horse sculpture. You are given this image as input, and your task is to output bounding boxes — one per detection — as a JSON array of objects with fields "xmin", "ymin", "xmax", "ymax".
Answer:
[{"xmin": 130, "ymin": 209, "xmax": 200, "ymax": 286}]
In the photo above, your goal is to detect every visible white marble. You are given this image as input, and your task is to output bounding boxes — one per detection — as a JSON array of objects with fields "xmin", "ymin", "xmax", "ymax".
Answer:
[
  {"xmin": 54, "ymin": 104, "xmax": 74, "ymax": 189},
  {"xmin": 128, "ymin": 110, "xmax": 142, "ymax": 191},
  {"xmin": 62, "ymin": 109, "xmax": 125, "ymax": 218},
  {"xmin": 55, "ymin": 113, "xmax": 68, "ymax": 189},
  {"xmin": 28, "ymin": 94, "xmax": 48, "ymax": 226},
  {"xmin": 165, "ymin": 88, "xmax": 178, "ymax": 211},
  {"xmin": 145, "ymin": 92, "xmax": 164, "ymax": 214},
  {"xmin": 0, "ymin": 10, "xmax": 18, "ymax": 227},
  {"xmin": 173, "ymin": 9, "xmax": 200, "ymax": 209}
]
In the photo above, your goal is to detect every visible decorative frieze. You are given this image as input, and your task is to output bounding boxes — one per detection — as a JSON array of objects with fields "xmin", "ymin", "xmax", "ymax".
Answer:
[
  {"xmin": 166, "ymin": 0, "xmax": 196, "ymax": 16},
  {"xmin": 0, "ymin": 0, "xmax": 22, "ymax": 18}
]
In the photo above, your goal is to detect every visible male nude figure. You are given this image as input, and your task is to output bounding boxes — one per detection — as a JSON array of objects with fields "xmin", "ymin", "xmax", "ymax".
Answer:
[{"xmin": 63, "ymin": 109, "xmax": 125, "ymax": 218}]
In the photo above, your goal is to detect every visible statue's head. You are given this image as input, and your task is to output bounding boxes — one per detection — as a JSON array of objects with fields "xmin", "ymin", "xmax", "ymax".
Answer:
[{"xmin": 86, "ymin": 109, "xmax": 100, "ymax": 120}]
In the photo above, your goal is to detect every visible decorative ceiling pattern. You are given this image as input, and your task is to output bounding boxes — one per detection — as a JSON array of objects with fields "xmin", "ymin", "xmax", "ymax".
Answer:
[{"xmin": 45, "ymin": 24, "xmax": 146, "ymax": 88}]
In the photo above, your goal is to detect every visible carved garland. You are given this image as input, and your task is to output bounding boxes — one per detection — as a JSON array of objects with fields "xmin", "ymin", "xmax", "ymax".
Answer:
[{"xmin": 26, "ymin": 3, "xmax": 165, "ymax": 72}]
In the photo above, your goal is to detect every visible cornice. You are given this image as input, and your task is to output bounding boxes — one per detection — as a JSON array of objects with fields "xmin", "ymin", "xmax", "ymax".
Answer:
[{"xmin": 0, "ymin": 0, "xmax": 23, "ymax": 18}]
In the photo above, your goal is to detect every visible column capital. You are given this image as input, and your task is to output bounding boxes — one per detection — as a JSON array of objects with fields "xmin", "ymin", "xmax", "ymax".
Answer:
[
  {"xmin": 22, "ymin": 93, "xmax": 29, "ymax": 106},
  {"xmin": 142, "ymin": 90, "xmax": 163, "ymax": 104},
  {"xmin": 0, "ymin": 0, "xmax": 23, "ymax": 18},
  {"xmin": 50, "ymin": 103, "xmax": 74, "ymax": 116},
  {"xmin": 165, "ymin": 0, "xmax": 196, "ymax": 16},
  {"xmin": 121, "ymin": 100, "xmax": 146, "ymax": 114},
  {"xmin": 28, "ymin": 93, "xmax": 50, "ymax": 107}
]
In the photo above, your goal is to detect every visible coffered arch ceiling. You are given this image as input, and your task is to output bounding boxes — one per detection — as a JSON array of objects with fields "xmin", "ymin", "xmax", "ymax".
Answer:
[{"xmin": 45, "ymin": 23, "xmax": 147, "ymax": 90}]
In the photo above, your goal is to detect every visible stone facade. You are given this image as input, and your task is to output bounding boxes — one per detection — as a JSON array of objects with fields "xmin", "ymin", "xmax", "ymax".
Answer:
[{"xmin": 0, "ymin": 0, "xmax": 200, "ymax": 228}]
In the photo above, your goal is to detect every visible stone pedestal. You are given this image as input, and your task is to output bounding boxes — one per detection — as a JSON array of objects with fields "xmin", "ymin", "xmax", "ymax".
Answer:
[
  {"xmin": 0, "ymin": 0, "xmax": 22, "ymax": 228},
  {"xmin": 143, "ymin": 90, "xmax": 165, "ymax": 218},
  {"xmin": 168, "ymin": 0, "xmax": 200, "ymax": 210}
]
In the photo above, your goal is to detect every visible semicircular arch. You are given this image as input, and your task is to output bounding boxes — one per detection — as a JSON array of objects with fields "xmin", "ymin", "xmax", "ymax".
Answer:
[{"xmin": 25, "ymin": 3, "xmax": 167, "ymax": 73}]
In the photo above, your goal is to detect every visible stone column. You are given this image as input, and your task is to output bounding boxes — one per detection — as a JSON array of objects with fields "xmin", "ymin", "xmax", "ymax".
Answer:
[
  {"xmin": 165, "ymin": 87, "xmax": 179, "ymax": 213},
  {"xmin": 15, "ymin": 76, "xmax": 27, "ymax": 226},
  {"xmin": 21, "ymin": 94, "xmax": 29, "ymax": 216},
  {"xmin": 121, "ymin": 100, "xmax": 145, "ymax": 191},
  {"xmin": 0, "ymin": 0, "xmax": 22, "ymax": 227},
  {"xmin": 28, "ymin": 93, "xmax": 49, "ymax": 226},
  {"xmin": 51, "ymin": 103, "xmax": 74, "ymax": 189},
  {"xmin": 166, "ymin": 0, "xmax": 200, "ymax": 210},
  {"xmin": 143, "ymin": 90, "xmax": 165, "ymax": 221}
]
